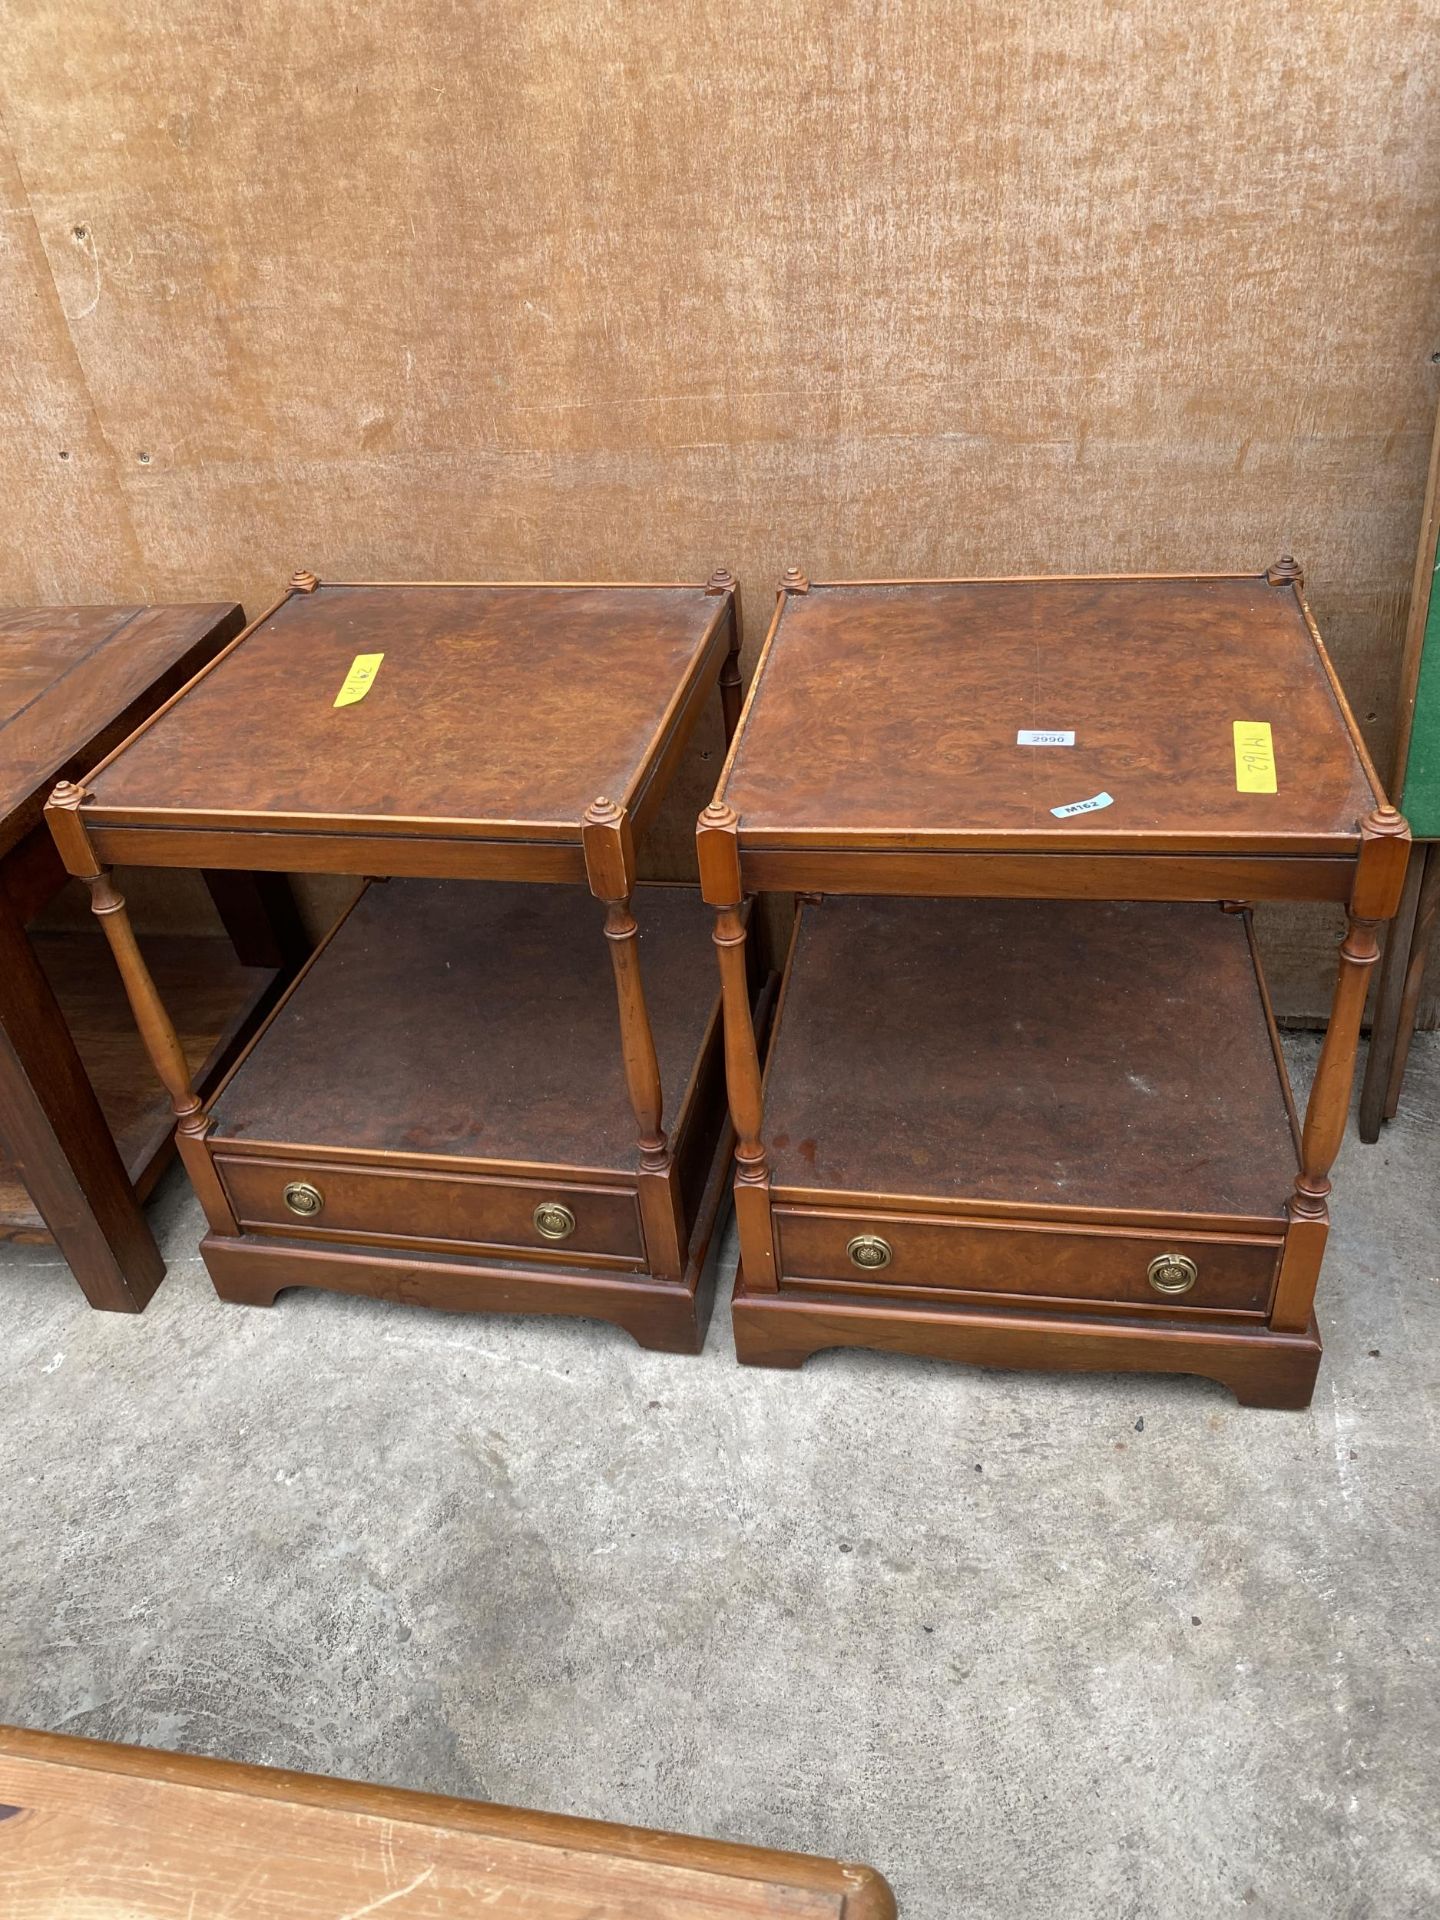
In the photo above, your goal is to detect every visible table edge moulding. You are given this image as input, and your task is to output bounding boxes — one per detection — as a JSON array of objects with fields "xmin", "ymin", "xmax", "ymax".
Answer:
[
  {"xmin": 697, "ymin": 560, "xmax": 1410, "ymax": 1408},
  {"xmin": 44, "ymin": 569, "xmax": 754, "ymax": 1352}
]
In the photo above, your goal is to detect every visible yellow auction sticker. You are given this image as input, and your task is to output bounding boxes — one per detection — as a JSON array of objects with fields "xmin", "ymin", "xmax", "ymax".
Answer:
[
  {"xmin": 333, "ymin": 652, "xmax": 384, "ymax": 708},
  {"xmin": 1233, "ymin": 720, "xmax": 1277, "ymax": 793}
]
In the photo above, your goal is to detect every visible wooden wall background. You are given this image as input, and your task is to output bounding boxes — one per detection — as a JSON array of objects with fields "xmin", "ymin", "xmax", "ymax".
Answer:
[{"xmin": 4, "ymin": 0, "xmax": 1440, "ymax": 1014}]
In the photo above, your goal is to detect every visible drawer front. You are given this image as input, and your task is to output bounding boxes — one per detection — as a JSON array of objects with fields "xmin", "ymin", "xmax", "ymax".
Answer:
[
  {"xmin": 215, "ymin": 1155, "xmax": 644, "ymax": 1265},
  {"xmin": 774, "ymin": 1208, "xmax": 1279, "ymax": 1314}
]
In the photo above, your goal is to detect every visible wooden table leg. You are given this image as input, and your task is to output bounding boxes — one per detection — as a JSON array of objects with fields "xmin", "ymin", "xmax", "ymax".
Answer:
[
  {"xmin": 77, "ymin": 867, "xmax": 241, "ymax": 1238},
  {"xmin": 1274, "ymin": 806, "xmax": 1409, "ymax": 1330},
  {"xmin": 0, "ymin": 887, "xmax": 164, "ymax": 1311},
  {"xmin": 1382, "ymin": 839, "xmax": 1440, "ymax": 1121},
  {"xmin": 583, "ymin": 797, "xmax": 685, "ymax": 1280},
  {"xmin": 698, "ymin": 801, "xmax": 778, "ymax": 1292},
  {"xmin": 1358, "ymin": 840, "xmax": 1425, "ymax": 1141}
]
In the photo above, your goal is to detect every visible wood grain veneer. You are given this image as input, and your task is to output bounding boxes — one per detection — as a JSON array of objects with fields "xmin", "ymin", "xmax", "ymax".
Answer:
[
  {"xmin": 720, "ymin": 574, "xmax": 1380, "ymax": 856},
  {"xmin": 208, "ymin": 880, "xmax": 718, "ymax": 1175},
  {"xmin": 0, "ymin": 602, "xmax": 242, "ymax": 853},
  {"xmin": 0, "ymin": 600, "xmax": 294, "ymax": 1308},
  {"xmin": 0, "ymin": 1723, "xmax": 895, "ymax": 1918},
  {"xmin": 46, "ymin": 577, "xmax": 750, "ymax": 1346},
  {"xmin": 701, "ymin": 566, "xmax": 1407, "ymax": 1407},
  {"xmin": 81, "ymin": 582, "xmax": 728, "ymax": 845},
  {"xmin": 763, "ymin": 897, "xmax": 1297, "ymax": 1221}
]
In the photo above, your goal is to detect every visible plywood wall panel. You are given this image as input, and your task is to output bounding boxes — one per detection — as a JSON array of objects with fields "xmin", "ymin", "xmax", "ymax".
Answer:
[
  {"xmin": 0, "ymin": 124, "xmax": 147, "ymax": 600},
  {"xmin": 3, "ymin": 0, "xmax": 1440, "ymax": 1010}
]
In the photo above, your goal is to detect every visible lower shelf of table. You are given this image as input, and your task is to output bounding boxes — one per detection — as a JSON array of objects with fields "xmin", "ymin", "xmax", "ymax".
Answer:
[
  {"xmin": 742, "ymin": 895, "xmax": 1320, "ymax": 1405},
  {"xmin": 191, "ymin": 879, "xmax": 763, "ymax": 1347},
  {"xmin": 0, "ymin": 932, "xmax": 279, "ymax": 1241}
]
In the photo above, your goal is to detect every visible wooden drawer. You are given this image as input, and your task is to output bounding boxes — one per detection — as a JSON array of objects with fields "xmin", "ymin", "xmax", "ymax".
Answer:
[
  {"xmin": 774, "ymin": 1207, "xmax": 1280, "ymax": 1314},
  {"xmin": 214, "ymin": 1155, "xmax": 644, "ymax": 1266}
]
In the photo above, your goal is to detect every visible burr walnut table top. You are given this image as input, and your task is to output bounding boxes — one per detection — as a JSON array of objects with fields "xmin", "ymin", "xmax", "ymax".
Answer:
[
  {"xmin": 719, "ymin": 573, "xmax": 1382, "ymax": 857},
  {"xmin": 209, "ymin": 879, "xmax": 717, "ymax": 1175},
  {"xmin": 0, "ymin": 601, "xmax": 242, "ymax": 855},
  {"xmin": 74, "ymin": 580, "xmax": 730, "ymax": 857},
  {"xmin": 764, "ymin": 896, "xmax": 1298, "ymax": 1227}
]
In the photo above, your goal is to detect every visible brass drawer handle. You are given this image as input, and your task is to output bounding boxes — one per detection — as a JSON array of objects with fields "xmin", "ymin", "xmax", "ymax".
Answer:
[
  {"xmin": 847, "ymin": 1234, "xmax": 892, "ymax": 1271},
  {"xmin": 1148, "ymin": 1253, "xmax": 1198, "ymax": 1295},
  {"xmin": 534, "ymin": 1202, "xmax": 576, "ymax": 1242},
  {"xmin": 283, "ymin": 1181, "xmax": 324, "ymax": 1219}
]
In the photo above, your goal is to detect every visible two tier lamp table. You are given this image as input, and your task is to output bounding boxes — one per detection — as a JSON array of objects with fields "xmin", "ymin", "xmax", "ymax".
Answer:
[
  {"xmin": 47, "ymin": 572, "xmax": 752, "ymax": 1353},
  {"xmin": 698, "ymin": 562, "xmax": 1407, "ymax": 1408}
]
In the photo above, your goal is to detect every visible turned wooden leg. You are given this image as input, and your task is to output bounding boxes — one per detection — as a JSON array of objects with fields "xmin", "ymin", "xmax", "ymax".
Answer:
[
  {"xmin": 600, "ymin": 892, "xmax": 685, "ymax": 1280},
  {"xmin": 0, "ymin": 885, "xmax": 163, "ymax": 1310},
  {"xmin": 1273, "ymin": 805, "xmax": 1411, "ymax": 1330},
  {"xmin": 583, "ymin": 798, "xmax": 684, "ymax": 1280},
  {"xmin": 697, "ymin": 802, "xmax": 778, "ymax": 1291},
  {"xmin": 1273, "ymin": 918, "xmax": 1382, "ymax": 1331},
  {"xmin": 1381, "ymin": 841, "xmax": 1440, "ymax": 1121},
  {"xmin": 1358, "ymin": 843, "xmax": 1425, "ymax": 1142},
  {"xmin": 78, "ymin": 868, "xmax": 240, "ymax": 1238}
]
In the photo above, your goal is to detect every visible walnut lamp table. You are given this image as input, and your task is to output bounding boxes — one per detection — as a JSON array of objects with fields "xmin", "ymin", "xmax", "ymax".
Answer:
[
  {"xmin": 699, "ymin": 562, "xmax": 1407, "ymax": 1408},
  {"xmin": 47, "ymin": 572, "xmax": 750, "ymax": 1353}
]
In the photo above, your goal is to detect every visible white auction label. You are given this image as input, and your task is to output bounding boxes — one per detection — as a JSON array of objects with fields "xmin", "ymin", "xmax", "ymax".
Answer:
[
  {"xmin": 1050, "ymin": 791, "xmax": 1114, "ymax": 818},
  {"xmin": 1017, "ymin": 729, "xmax": 1075, "ymax": 746}
]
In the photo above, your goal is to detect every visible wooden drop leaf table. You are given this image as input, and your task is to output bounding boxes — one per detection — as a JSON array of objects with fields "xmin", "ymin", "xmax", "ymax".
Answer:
[
  {"xmin": 46, "ymin": 572, "xmax": 754, "ymax": 1353},
  {"xmin": 698, "ymin": 563, "xmax": 1408, "ymax": 1408},
  {"xmin": 0, "ymin": 602, "xmax": 299, "ymax": 1311}
]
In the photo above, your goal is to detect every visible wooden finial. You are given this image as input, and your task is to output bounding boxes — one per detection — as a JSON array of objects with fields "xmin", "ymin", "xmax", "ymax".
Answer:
[
  {"xmin": 699, "ymin": 800, "xmax": 738, "ymax": 830},
  {"xmin": 45, "ymin": 780, "xmax": 100, "ymax": 877},
  {"xmin": 1363, "ymin": 803, "xmax": 1407, "ymax": 838},
  {"xmin": 289, "ymin": 569, "xmax": 320, "ymax": 593},
  {"xmin": 1266, "ymin": 555, "xmax": 1303, "ymax": 588},
  {"xmin": 781, "ymin": 565, "xmax": 810, "ymax": 594},
  {"xmin": 706, "ymin": 567, "xmax": 736, "ymax": 596},
  {"xmin": 584, "ymin": 795, "xmax": 624, "ymax": 828}
]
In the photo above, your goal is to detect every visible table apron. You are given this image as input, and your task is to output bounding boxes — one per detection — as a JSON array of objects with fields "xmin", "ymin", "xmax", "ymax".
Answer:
[
  {"xmin": 738, "ymin": 848, "xmax": 1356, "ymax": 903},
  {"xmin": 83, "ymin": 824, "xmax": 589, "ymax": 884}
]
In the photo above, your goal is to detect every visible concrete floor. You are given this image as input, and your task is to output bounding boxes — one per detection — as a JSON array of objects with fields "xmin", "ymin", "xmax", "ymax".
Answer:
[{"xmin": 1, "ymin": 1031, "xmax": 1436, "ymax": 1919}]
